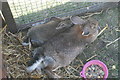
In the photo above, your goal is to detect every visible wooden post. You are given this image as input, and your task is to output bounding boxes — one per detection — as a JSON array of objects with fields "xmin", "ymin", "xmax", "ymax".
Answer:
[
  {"xmin": 2, "ymin": 2, "xmax": 17, "ymax": 33},
  {"xmin": 0, "ymin": 14, "xmax": 6, "ymax": 28}
]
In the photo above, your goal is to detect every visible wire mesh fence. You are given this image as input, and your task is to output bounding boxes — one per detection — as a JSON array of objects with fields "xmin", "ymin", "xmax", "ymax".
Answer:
[{"xmin": 8, "ymin": 0, "xmax": 99, "ymax": 26}]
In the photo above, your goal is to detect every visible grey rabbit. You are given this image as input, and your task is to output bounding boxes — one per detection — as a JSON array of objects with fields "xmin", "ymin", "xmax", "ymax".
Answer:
[
  {"xmin": 26, "ymin": 16, "xmax": 99, "ymax": 78},
  {"xmin": 22, "ymin": 16, "xmax": 79, "ymax": 47}
]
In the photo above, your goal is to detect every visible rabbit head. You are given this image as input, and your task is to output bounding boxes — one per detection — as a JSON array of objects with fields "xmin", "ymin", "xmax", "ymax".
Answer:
[
  {"xmin": 70, "ymin": 16, "xmax": 99, "ymax": 43},
  {"xmin": 50, "ymin": 17, "xmax": 73, "ymax": 30}
]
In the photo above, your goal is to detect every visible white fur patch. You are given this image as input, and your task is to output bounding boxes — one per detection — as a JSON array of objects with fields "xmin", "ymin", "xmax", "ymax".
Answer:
[
  {"xmin": 26, "ymin": 58, "xmax": 44, "ymax": 73},
  {"xmin": 22, "ymin": 42, "xmax": 29, "ymax": 46}
]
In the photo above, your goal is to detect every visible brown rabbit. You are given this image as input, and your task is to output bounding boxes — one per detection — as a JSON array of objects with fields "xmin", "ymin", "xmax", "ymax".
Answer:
[
  {"xmin": 22, "ymin": 16, "xmax": 80, "ymax": 48},
  {"xmin": 26, "ymin": 16, "xmax": 99, "ymax": 78}
]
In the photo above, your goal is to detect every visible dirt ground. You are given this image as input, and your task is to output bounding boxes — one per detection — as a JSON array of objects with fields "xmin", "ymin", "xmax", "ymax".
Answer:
[{"xmin": 2, "ymin": 7, "xmax": 119, "ymax": 79}]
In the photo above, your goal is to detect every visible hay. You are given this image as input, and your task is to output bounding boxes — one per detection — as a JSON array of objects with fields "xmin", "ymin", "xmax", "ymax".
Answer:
[
  {"xmin": 2, "ymin": 28, "xmax": 43, "ymax": 78},
  {"xmin": 106, "ymin": 37, "xmax": 120, "ymax": 48}
]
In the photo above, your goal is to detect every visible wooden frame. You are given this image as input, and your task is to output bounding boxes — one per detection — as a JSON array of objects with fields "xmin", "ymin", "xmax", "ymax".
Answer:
[{"xmin": 2, "ymin": 2, "xmax": 17, "ymax": 33}]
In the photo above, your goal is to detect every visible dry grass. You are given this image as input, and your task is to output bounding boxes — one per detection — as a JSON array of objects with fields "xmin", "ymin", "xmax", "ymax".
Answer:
[{"xmin": 2, "ymin": 29, "xmax": 31, "ymax": 78}]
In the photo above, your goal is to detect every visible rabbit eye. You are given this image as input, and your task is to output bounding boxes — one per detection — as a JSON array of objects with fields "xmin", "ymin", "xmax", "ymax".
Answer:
[
  {"xmin": 82, "ymin": 31, "xmax": 90, "ymax": 36},
  {"xmin": 56, "ymin": 23, "xmax": 65, "ymax": 29}
]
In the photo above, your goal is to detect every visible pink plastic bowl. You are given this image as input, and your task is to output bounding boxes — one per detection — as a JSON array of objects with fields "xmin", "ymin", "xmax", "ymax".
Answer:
[{"xmin": 80, "ymin": 60, "xmax": 108, "ymax": 80}]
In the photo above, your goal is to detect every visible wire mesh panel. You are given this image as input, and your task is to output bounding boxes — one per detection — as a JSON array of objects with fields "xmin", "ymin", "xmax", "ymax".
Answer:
[{"xmin": 8, "ymin": 0, "xmax": 98, "ymax": 26}]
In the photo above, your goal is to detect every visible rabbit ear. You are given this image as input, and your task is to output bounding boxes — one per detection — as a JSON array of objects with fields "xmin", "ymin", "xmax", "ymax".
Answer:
[
  {"xmin": 50, "ymin": 17, "xmax": 63, "ymax": 22},
  {"xmin": 70, "ymin": 16, "xmax": 86, "ymax": 24}
]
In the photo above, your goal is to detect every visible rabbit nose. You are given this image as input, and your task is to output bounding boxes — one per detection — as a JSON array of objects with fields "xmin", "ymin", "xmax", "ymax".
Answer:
[{"xmin": 82, "ymin": 31, "xmax": 90, "ymax": 36}]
